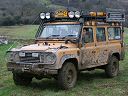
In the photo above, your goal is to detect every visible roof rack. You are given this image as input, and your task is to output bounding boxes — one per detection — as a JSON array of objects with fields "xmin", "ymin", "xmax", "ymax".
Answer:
[
  {"xmin": 82, "ymin": 15, "xmax": 106, "ymax": 21},
  {"xmin": 39, "ymin": 9, "xmax": 125, "ymax": 24}
]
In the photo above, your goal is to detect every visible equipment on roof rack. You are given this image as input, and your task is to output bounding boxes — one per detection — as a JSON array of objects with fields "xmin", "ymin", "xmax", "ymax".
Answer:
[
  {"xmin": 106, "ymin": 8, "xmax": 125, "ymax": 22},
  {"xmin": 89, "ymin": 12, "xmax": 106, "ymax": 17},
  {"xmin": 39, "ymin": 8, "xmax": 125, "ymax": 24},
  {"xmin": 40, "ymin": 10, "xmax": 81, "ymax": 19}
]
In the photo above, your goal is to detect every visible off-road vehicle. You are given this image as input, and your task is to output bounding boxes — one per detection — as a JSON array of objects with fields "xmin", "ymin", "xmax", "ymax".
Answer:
[{"xmin": 7, "ymin": 9, "xmax": 125, "ymax": 89}]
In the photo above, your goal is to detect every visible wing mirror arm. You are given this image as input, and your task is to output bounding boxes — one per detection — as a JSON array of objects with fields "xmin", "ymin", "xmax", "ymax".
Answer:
[
  {"xmin": 122, "ymin": 29, "xmax": 124, "ymax": 33},
  {"xmin": 65, "ymin": 39, "xmax": 79, "ymax": 44}
]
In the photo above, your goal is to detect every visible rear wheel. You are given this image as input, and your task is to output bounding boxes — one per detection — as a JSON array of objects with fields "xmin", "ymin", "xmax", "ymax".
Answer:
[
  {"xmin": 13, "ymin": 73, "xmax": 33, "ymax": 86},
  {"xmin": 58, "ymin": 62, "xmax": 77, "ymax": 90},
  {"xmin": 105, "ymin": 56, "xmax": 119, "ymax": 78}
]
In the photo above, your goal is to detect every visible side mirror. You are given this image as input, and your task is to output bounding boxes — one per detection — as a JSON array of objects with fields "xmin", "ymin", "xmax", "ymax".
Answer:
[
  {"xmin": 122, "ymin": 29, "xmax": 124, "ymax": 33},
  {"xmin": 79, "ymin": 18, "xmax": 84, "ymax": 24},
  {"xmin": 65, "ymin": 39, "xmax": 79, "ymax": 44}
]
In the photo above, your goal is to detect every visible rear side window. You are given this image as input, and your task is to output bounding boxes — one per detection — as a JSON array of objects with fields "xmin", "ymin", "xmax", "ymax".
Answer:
[
  {"xmin": 108, "ymin": 27, "xmax": 121, "ymax": 40},
  {"xmin": 96, "ymin": 28, "xmax": 106, "ymax": 42}
]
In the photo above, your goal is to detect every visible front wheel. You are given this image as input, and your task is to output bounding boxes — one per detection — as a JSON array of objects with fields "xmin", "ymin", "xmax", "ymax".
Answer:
[
  {"xmin": 13, "ymin": 73, "xmax": 33, "ymax": 86},
  {"xmin": 105, "ymin": 56, "xmax": 119, "ymax": 78},
  {"xmin": 58, "ymin": 62, "xmax": 77, "ymax": 90}
]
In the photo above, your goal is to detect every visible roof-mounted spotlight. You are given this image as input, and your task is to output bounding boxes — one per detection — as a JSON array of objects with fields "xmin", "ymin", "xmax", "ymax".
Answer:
[
  {"xmin": 40, "ymin": 13, "xmax": 45, "ymax": 19},
  {"xmin": 68, "ymin": 11, "xmax": 75, "ymax": 18},
  {"xmin": 75, "ymin": 11, "xmax": 81, "ymax": 18},
  {"xmin": 46, "ymin": 12, "xmax": 50, "ymax": 19}
]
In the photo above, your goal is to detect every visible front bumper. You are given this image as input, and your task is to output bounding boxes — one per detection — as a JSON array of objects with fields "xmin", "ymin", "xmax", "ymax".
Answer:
[{"xmin": 7, "ymin": 62, "xmax": 58, "ymax": 75}]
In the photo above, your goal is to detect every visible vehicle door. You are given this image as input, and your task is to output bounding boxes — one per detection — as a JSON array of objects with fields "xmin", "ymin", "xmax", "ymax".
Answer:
[
  {"xmin": 95, "ymin": 27, "xmax": 109, "ymax": 65},
  {"xmin": 80, "ymin": 27, "xmax": 97, "ymax": 69},
  {"xmin": 107, "ymin": 27, "xmax": 122, "ymax": 59}
]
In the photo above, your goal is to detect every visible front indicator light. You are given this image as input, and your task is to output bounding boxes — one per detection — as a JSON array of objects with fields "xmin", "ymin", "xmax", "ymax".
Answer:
[{"xmin": 32, "ymin": 53, "xmax": 39, "ymax": 58}]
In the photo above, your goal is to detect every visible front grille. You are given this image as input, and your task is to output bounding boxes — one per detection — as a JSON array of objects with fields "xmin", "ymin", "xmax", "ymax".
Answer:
[{"xmin": 20, "ymin": 53, "xmax": 40, "ymax": 63}]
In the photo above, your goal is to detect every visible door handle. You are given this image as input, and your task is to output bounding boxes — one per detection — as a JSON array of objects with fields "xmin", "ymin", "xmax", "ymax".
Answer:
[
  {"xmin": 92, "ymin": 50, "xmax": 96, "ymax": 53},
  {"xmin": 104, "ymin": 49, "xmax": 108, "ymax": 51}
]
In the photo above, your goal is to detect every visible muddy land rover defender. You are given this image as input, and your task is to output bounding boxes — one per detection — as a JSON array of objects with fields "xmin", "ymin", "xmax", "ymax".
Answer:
[{"xmin": 7, "ymin": 9, "xmax": 125, "ymax": 89}]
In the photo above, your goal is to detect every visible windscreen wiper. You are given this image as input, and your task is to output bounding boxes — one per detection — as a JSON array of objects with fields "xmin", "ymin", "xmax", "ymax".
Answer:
[
  {"xmin": 62, "ymin": 35, "xmax": 77, "ymax": 39},
  {"xmin": 62, "ymin": 35, "xmax": 78, "ymax": 44},
  {"xmin": 46, "ymin": 35, "xmax": 60, "ymax": 39}
]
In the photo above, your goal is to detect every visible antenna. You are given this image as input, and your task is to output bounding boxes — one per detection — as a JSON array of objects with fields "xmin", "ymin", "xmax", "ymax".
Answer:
[
  {"xmin": 67, "ymin": 0, "xmax": 70, "ymax": 9},
  {"xmin": 68, "ymin": 0, "xmax": 70, "ymax": 5}
]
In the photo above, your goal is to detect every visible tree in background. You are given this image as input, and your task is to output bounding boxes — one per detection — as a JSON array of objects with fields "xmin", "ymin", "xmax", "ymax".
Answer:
[
  {"xmin": 0, "ymin": 0, "xmax": 127, "ymax": 26},
  {"xmin": 0, "ymin": 0, "xmax": 47, "ymax": 25}
]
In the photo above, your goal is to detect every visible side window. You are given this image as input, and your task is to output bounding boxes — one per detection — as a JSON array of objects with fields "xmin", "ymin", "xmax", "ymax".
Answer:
[
  {"xmin": 82, "ymin": 28, "xmax": 93, "ymax": 44},
  {"xmin": 96, "ymin": 28, "xmax": 106, "ymax": 42},
  {"xmin": 108, "ymin": 27, "xmax": 121, "ymax": 40}
]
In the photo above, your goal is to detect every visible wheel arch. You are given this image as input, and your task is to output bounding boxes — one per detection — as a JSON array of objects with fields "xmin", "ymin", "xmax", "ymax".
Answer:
[
  {"xmin": 62, "ymin": 58, "xmax": 78, "ymax": 70},
  {"xmin": 112, "ymin": 52, "xmax": 120, "ymax": 60},
  {"xmin": 108, "ymin": 52, "xmax": 120, "ymax": 63}
]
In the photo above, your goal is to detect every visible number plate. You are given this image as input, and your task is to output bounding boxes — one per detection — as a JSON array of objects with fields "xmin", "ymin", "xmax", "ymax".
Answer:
[{"xmin": 21, "ymin": 64, "xmax": 31, "ymax": 71}]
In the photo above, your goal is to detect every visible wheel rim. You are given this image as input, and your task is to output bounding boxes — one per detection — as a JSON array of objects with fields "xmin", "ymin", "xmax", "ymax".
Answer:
[
  {"xmin": 111, "ymin": 61, "xmax": 118, "ymax": 74},
  {"xmin": 67, "ymin": 69, "xmax": 74, "ymax": 84}
]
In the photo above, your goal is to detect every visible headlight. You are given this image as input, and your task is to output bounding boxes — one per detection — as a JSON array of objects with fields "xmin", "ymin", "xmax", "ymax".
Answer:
[
  {"xmin": 41, "ymin": 53, "xmax": 56, "ymax": 64},
  {"xmin": 75, "ymin": 11, "xmax": 81, "ymax": 18},
  {"xmin": 68, "ymin": 11, "xmax": 75, "ymax": 18},
  {"xmin": 40, "ymin": 13, "xmax": 45, "ymax": 19},
  {"xmin": 32, "ymin": 53, "xmax": 39, "ymax": 58},
  {"xmin": 6, "ymin": 52, "xmax": 20, "ymax": 62},
  {"xmin": 46, "ymin": 53, "xmax": 56, "ymax": 64},
  {"xmin": 46, "ymin": 12, "xmax": 50, "ymax": 19}
]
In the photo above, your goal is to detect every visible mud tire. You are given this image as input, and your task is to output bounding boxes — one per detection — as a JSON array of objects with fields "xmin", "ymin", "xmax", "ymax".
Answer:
[
  {"xmin": 58, "ymin": 62, "xmax": 77, "ymax": 90},
  {"xmin": 105, "ymin": 56, "xmax": 119, "ymax": 78},
  {"xmin": 13, "ymin": 73, "xmax": 32, "ymax": 86}
]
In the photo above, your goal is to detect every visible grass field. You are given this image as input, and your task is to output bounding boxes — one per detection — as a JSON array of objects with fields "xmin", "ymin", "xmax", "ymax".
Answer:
[
  {"xmin": 0, "ymin": 25, "xmax": 38, "ymax": 40},
  {"xmin": 0, "ymin": 25, "xmax": 128, "ymax": 96}
]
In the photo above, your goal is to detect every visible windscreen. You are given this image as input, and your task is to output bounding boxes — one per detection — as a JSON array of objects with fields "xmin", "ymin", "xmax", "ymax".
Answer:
[{"xmin": 38, "ymin": 24, "xmax": 81, "ymax": 39}]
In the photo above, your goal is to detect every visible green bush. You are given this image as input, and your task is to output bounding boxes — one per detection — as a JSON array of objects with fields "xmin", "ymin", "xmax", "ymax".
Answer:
[{"xmin": 0, "ymin": 16, "xmax": 15, "ymax": 26}]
